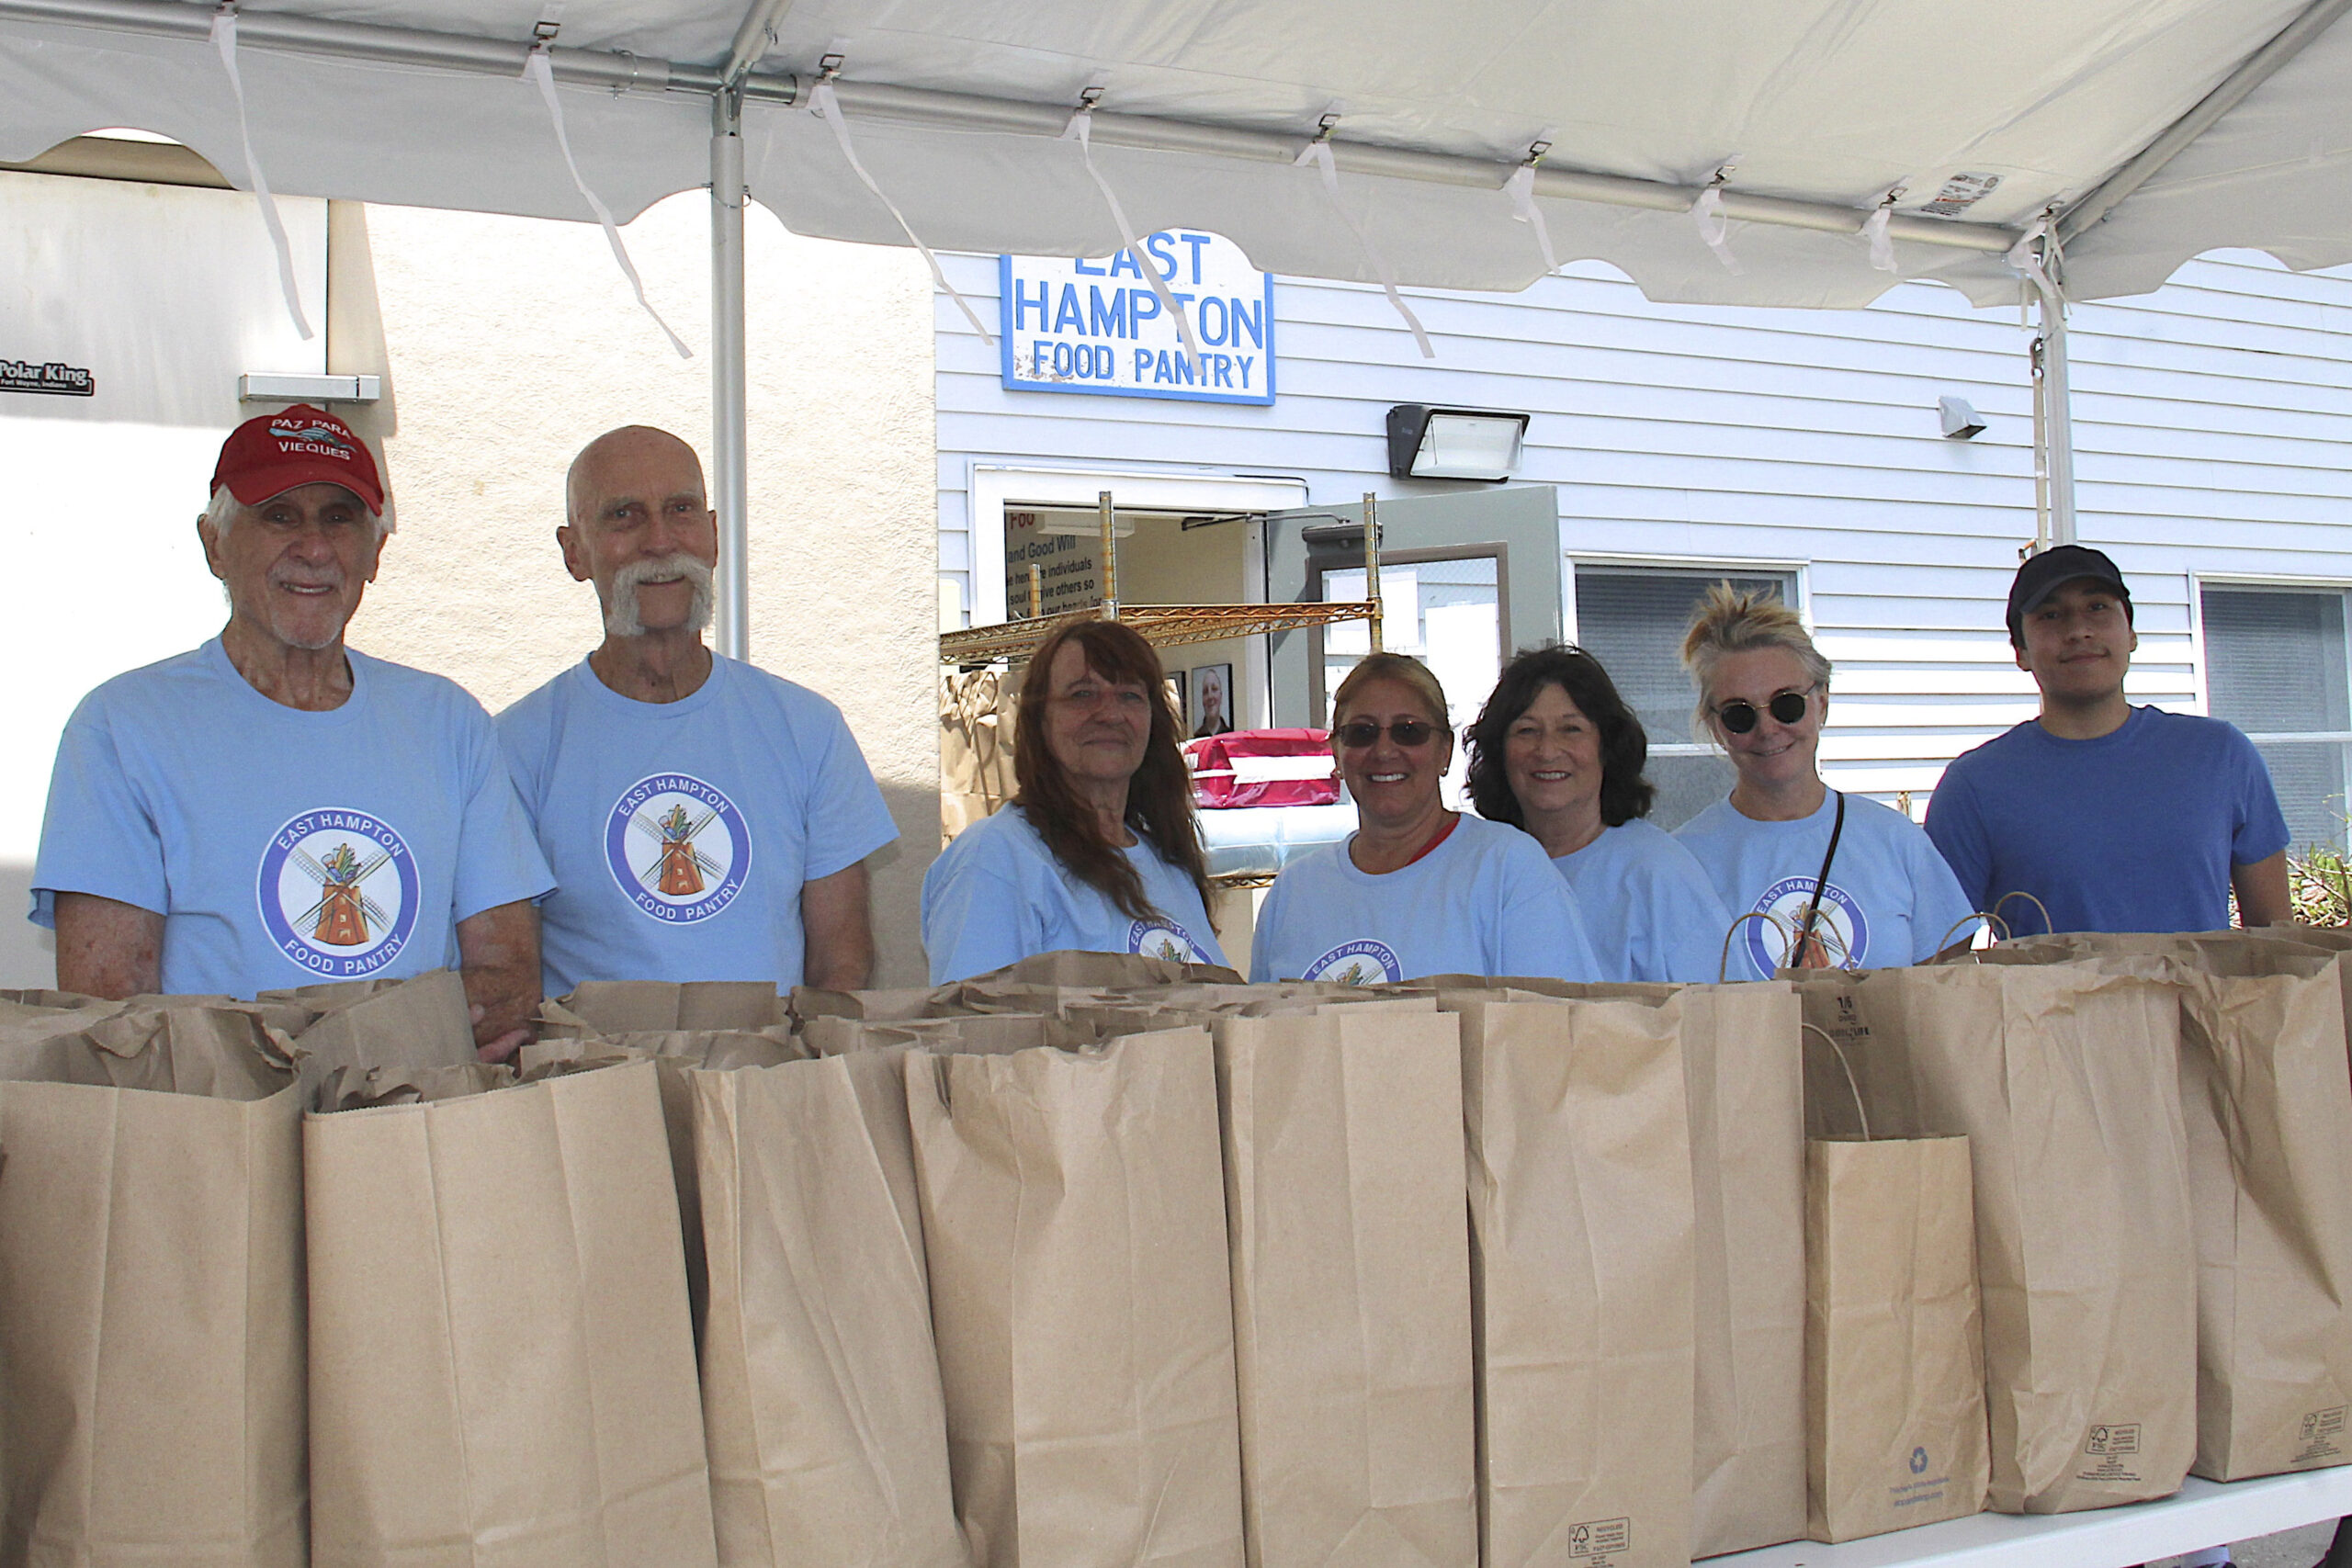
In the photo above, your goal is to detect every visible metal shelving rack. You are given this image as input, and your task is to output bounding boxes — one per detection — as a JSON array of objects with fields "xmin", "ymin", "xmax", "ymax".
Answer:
[{"xmin": 939, "ymin": 490, "xmax": 1385, "ymax": 667}]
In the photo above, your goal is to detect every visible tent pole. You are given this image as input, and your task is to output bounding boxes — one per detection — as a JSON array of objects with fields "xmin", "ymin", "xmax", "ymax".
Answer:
[
  {"xmin": 710, "ymin": 85, "xmax": 750, "ymax": 661},
  {"xmin": 2031, "ymin": 284, "xmax": 2077, "ymax": 549}
]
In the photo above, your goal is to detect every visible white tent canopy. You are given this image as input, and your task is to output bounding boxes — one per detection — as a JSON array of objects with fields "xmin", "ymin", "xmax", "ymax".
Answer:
[{"xmin": 7, "ymin": 0, "xmax": 2352, "ymax": 645}]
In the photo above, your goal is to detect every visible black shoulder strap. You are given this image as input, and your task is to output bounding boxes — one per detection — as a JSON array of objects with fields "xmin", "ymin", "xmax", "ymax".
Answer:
[{"xmin": 1794, "ymin": 790, "xmax": 1847, "ymax": 960}]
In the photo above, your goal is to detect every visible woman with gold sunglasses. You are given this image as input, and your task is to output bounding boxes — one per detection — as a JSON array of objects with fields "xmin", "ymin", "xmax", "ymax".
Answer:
[
  {"xmin": 1249, "ymin": 651, "xmax": 1600, "ymax": 985},
  {"xmin": 1674, "ymin": 584, "xmax": 1974, "ymax": 979}
]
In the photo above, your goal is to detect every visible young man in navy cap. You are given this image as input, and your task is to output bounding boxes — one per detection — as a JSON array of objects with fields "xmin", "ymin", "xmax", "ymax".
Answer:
[
  {"xmin": 1926, "ymin": 543, "xmax": 2291, "ymax": 935},
  {"xmin": 30, "ymin": 405, "xmax": 553, "ymax": 1055}
]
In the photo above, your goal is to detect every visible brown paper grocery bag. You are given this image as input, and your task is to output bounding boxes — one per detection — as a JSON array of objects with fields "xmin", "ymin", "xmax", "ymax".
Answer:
[
  {"xmin": 1216, "ymin": 1002, "xmax": 1476, "ymax": 1568},
  {"xmin": 1405, "ymin": 976, "xmax": 1806, "ymax": 1558},
  {"xmin": 285, "ymin": 966, "xmax": 477, "ymax": 1091},
  {"xmin": 1679, "ymin": 982, "xmax": 1807, "ymax": 1559},
  {"xmin": 1456, "ymin": 995, "xmax": 1696, "ymax": 1568},
  {"xmin": 552, "ymin": 978, "xmax": 787, "ymax": 1033},
  {"xmin": 977, "ymin": 950, "xmax": 1244, "ymax": 989},
  {"xmin": 2174, "ymin": 957, "xmax": 2352, "ymax": 1479},
  {"xmin": 306, "ymin": 1057, "xmax": 718, "ymax": 1568},
  {"xmin": 1797, "ymin": 962, "xmax": 2196, "ymax": 1513},
  {"xmin": 693, "ymin": 1051, "xmax": 967, "ymax": 1567},
  {"xmin": 804, "ymin": 1012, "xmax": 1096, "ymax": 1060},
  {"xmin": 1805, "ymin": 1135, "xmax": 1990, "ymax": 1542},
  {"xmin": 0, "ymin": 1006, "xmax": 306, "ymax": 1567},
  {"xmin": 1984, "ymin": 937, "xmax": 2352, "ymax": 1481},
  {"xmin": 908, "ymin": 1028, "xmax": 1245, "ymax": 1568}
]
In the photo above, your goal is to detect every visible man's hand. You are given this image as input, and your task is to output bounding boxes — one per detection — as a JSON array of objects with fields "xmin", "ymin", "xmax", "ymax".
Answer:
[
  {"xmin": 2233, "ymin": 850, "xmax": 2292, "ymax": 930},
  {"xmin": 457, "ymin": 899, "xmax": 541, "ymax": 1062},
  {"xmin": 802, "ymin": 861, "xmax": 876, "ymax": 992},
  {"xmin": 53, "ymin": 892, "xmax": 164, "ymax": 999}
]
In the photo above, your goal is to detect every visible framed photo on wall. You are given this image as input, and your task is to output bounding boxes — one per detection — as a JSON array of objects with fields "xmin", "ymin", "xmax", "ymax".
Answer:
[{"xmin": 1190, "ymin": 662, "xmax": 1235, "ymax": 737}]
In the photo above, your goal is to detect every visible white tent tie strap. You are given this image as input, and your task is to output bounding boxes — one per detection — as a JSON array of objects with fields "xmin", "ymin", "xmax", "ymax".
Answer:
[
  {"xmin": 1505, "ymin": 148, "xmax": 1562, "ymax": 275},
  {"xmin": 2006, "ymin": 212, "xmax": 2065, "ymax": 314},
  {"xmin": 1064, "ymin": 100, "xmax": 1204, "ymax": 379},
  {"xmin": 1295, "ymin": 126, "xmax": 1433, "ymax": 357},
  {"xmin": 1862, "ymin": 187, "xmax": 1903, "ymax": 273},
  {"xmin": 523, "ymin": 39, "xmax": 692, "ymax": 357},
  {"xmin": 209, "ymin": 4, "xmax": 314, "ymax": 342},
  {"xmin": 1692, "ymin": 161, "xmax": 1744, "ymax": 274},
  {"xmin": 808, "ymin": 73, "xmax": 994, "ymax": 344}
]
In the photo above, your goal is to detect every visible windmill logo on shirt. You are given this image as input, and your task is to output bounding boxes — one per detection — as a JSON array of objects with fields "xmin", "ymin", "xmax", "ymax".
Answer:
[
  {"xmin": 605, "ymin": 773, "xmax": 751, "ymax": 924},
  {"xmin": 256, "ymin": 807, "xmax": 421, "ymax": 977},
  {"xmin": 1127, "ymin": 919, "xmax": 1207, "ymax": 964},
  {"xmin": 1304, "ymin": 938, "xmax": 1405, "ymax": 986},
  {"xmin": 1746, "ymin": 876, "xmax": 1870, "ymax": 975}
]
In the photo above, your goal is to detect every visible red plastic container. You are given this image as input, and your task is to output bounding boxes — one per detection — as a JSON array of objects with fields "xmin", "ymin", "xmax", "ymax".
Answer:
[{"xmin": 1183, "ymin": 728, "xmax": 1340, "ymax": 809}]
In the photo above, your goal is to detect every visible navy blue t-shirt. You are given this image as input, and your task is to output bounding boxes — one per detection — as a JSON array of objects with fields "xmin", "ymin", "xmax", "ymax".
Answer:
[{"xmin": 1924, "ymin": 705, "xmax": 2290, "ymax": 935}]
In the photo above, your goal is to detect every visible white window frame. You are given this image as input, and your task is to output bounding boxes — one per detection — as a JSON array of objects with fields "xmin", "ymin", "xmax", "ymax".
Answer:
[
  {"xmin": 1561, "ymin": 551, "xmax": 1814, "ymax": 644},
  {"xmin": 1560, "ymin": 554, "xmax": 1813, "ymax": 819},
  {"xmin": 2191, "ymin": 571, "xmax": 2352, "ymax": 849}
]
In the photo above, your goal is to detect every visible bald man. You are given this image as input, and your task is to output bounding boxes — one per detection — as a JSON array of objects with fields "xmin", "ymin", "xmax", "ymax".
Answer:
[{"xmin": 495, "ymin": 425, "xmax": 896, "ymax": 994}]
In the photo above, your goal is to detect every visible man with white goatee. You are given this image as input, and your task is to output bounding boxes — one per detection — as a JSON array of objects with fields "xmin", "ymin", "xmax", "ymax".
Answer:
[{"xmin": 496, "ymin": 425, "xmax": 895, "ymax": 994}]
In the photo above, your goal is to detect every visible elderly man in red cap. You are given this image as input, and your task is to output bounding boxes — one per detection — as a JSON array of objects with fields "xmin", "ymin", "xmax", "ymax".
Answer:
[{"xmin": 29, "ymin": 405, "xmax": 553, "ymax": 1058}]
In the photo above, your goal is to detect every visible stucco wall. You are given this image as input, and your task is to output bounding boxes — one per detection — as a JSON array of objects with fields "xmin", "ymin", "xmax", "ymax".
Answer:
[{"xmin": 334, "ymin": 191, "xmax": 938, "ymax": 986}]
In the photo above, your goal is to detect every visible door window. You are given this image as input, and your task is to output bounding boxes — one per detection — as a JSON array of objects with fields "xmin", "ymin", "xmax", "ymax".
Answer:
[{"xmin": 1323, "ymin": 556, "xmax": 1501, "ymax": 808}]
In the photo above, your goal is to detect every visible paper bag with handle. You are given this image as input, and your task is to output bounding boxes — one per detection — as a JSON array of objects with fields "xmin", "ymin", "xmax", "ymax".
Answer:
[
  {"xmin": 907, "ymin": 1027, "xmax": 1245, "ymax": 1568},
  {"xmin": 1794, "ymin": 961, "xmax": 2195, "ymax": 1514},
  {"xmin": 1802, "ymin": 1022, "xmax": 1989, "ymax": 1541},
  {"xmin": 0, "ymin": 1004, "xmax": 308, "ymax": 1567}
]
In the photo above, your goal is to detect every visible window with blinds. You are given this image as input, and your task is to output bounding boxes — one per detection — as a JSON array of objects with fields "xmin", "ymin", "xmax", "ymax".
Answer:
[
  {"xmin": 2200, "ymin": 585, "xmax": 2352, "ymax": 851},
  {"xmin": 1571, "ymin": 566, "xmax": 1800, "ymax": 830}
]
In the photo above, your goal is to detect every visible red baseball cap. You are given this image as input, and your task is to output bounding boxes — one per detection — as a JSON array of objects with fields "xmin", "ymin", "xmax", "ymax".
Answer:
[{"xmin": 210, "ymin": 404, "xmax": 385, "ymax": 513}]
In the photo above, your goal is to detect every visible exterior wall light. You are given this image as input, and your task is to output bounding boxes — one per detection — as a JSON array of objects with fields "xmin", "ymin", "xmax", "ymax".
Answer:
[{"xmin": 1386, "ymin": 404, "xmax": 1530, "ymax": 480}]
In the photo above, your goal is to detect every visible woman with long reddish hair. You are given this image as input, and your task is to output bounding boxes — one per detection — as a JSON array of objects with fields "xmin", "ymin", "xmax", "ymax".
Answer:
[{"xmin": 922, "ymin": 618, "xmax": 1224, "ymax": 983}]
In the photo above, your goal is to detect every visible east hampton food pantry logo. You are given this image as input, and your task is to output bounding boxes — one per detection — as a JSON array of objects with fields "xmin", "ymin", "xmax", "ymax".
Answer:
[
  {"xmin": 606, "ymin": 773, "xmax": 751, "ymax": 923},
  {"xmin": 999, "ymin": 231, "xmax": 1275, "ymax": 406},
  {"xmin": 258, "ymin": 808, "xmax": 420, "ymax": 976}
]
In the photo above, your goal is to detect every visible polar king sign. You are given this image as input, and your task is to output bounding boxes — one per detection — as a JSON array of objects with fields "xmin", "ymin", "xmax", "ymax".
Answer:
[{"xmin": 998, "ymin": 231, "xmax": 1275, "ymax": 406}]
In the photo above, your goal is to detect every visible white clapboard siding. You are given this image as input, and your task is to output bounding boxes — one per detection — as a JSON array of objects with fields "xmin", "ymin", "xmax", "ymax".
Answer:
[{"xmin": 936, "ymin": 246, "xmax": 2352, "ymax": 811}]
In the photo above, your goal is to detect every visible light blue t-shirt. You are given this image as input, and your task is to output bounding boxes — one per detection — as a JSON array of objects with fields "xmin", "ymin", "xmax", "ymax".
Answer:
[
  {"xmin": 1925, "ymin": 706, "xmax": 2289, "ymax": 936},
  {"xmin": 1676, "ymin": 790, "xmax": 1977, "ymax": 981},
  {"xmin": 921, "ymin": 805, "xmax": 1227, "ymax": 984},
  {"xmin": 1554, "ymin": 818, "xmax": 1735, "ymax": 984},
  {"xmin": 1250, "ymin": 813, "xmax": 1602, "ymax": 985},
  {"xmin": 31, "ymin": 638, "xmax": 553, "ymax": 997},
  {"xmin": 497, "ymin": 654, "xmax": 899, "ymax": 995}
]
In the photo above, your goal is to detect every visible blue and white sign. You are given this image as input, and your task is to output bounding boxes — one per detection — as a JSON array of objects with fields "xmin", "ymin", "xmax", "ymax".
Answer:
[{"xmin": 999, "ymin": 231, "xmax": 1275, "ymax": 405}]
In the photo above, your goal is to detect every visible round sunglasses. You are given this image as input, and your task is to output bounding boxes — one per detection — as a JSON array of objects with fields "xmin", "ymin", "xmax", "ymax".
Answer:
[
  {"xmin": 1713, "ymin": 685, "xmax": 1817, "ymax": 734},
  {"xmin": 1334, "ymin": 717, "xmax": 1442, "ymax": 749}
]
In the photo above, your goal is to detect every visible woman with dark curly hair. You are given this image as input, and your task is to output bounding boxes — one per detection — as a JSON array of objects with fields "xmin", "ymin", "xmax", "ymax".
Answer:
[
  {"xmin": 921, "ymin": 618, "xmax": 1224, "ymax": 982},
  {"xmin": 1466, "ymin": 643, "xmax": 1729, "ymax": 983}
]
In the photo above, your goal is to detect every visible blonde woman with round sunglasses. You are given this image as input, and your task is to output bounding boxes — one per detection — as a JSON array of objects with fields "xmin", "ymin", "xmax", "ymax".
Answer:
[
  {"xmin": 1672, "ymin": 585, "xmax": 1975, "ymax": 980},
  {"xmin": 1249, "ymin": 652, "xmax": 1601, "ymax": 985}
]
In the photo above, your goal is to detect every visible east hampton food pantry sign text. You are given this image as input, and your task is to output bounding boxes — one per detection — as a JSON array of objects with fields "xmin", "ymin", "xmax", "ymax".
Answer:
[{"xmin": 998, "ymin": 231, "xmax": 1274, "ymax": 406}]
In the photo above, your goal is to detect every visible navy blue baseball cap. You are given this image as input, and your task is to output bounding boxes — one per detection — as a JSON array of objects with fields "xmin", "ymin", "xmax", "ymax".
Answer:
[{"xmin": 2007, "ymin": 545, "xmax": 2129, "ymax": 640}]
